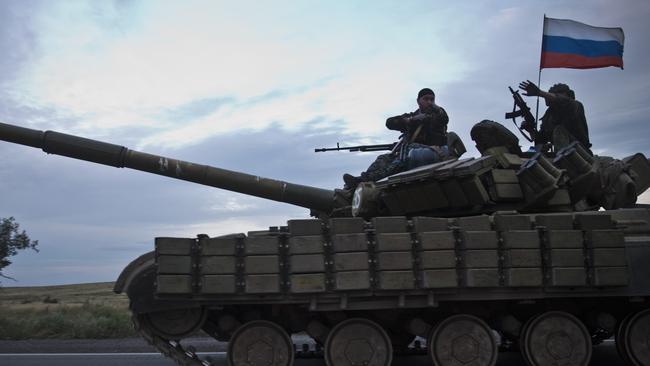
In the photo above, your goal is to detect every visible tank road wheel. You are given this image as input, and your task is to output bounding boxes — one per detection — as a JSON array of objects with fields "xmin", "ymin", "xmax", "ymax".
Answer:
[
  {"xmin": 427, "ymin": 314, "xmax": 497, "ymax": 366},
  {"xmin": 617, "ymin": 309, "xmax": 650, "ymax": 366},
  {"xmin": 324, "ymin": 318, "xmax": 392, "ymax": 366},
  {"xmin": 142, "ymin": 307, "xmax": 207, "ymax": 339},
  {"xmin": 520, "ymin": 311, "xmax": 592, "ymax": 366},
  {"xmin": 616, "ymin": 312, "xmax": 634, "ymax": 364},
  {"xmin": 227, "ymin": 320, "xmax": 294, "ymax": 366}
]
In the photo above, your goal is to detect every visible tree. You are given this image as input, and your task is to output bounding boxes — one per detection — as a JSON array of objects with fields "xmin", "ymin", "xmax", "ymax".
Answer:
[{"xmin": 0, "ymin": 217, "xmax": 39, "ymax": 283}]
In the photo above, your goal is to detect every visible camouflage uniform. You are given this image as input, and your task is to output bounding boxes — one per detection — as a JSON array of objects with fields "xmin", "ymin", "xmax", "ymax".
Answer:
[
  {"xmin": 358, "ymin": 107, "xmax": 449, "ymax": 182},
  {"xmin": 538, "ymin": 93, "xmax": 591, "ymax": 153}
]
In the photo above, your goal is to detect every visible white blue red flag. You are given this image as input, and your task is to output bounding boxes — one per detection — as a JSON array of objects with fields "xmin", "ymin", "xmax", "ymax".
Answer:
[{"xmin": 541, "ymin": 17, "xmax": 624, "ymax": 69}]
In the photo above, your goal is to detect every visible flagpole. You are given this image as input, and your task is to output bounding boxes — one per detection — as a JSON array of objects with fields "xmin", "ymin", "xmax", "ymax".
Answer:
[
  {"xmin": 535, "ymin": 69, "xmax": 541, "ymax": 127},
  {"xmin": 535, "ymin": 15, "xmax": 546, "ymax": 132}
]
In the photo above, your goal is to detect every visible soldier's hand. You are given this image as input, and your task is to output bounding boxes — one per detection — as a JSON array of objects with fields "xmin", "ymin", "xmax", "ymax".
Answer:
[
  {"xmin": 407, "ymin": 113, "xmax": 429, "ymax": 125},
  {"xmin": 520, "ymin": 120, "xmax": 534, "ymax": 133},
  {"xmin": 519, "ymin": 80, "xmax": 541, "ymax": 97}
]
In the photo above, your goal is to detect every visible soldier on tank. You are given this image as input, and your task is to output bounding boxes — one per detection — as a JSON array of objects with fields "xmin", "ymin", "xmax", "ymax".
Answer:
[
  {"xmin": 343, "ymin": 88, "xmax": 450, "ymax": 189},
  {"xmin": 519, "ymin": 80, "xmax": 592, "ymax": 154}
]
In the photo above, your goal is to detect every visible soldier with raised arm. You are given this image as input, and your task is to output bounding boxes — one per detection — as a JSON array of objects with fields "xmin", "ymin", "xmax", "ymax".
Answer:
[
  {"xmin": 343, "ymin": 88, "xmax": 450, "ymax": 189},
  {"xmin": 519, "ymin": 80, "xmax": 591, "ymax": 154}
]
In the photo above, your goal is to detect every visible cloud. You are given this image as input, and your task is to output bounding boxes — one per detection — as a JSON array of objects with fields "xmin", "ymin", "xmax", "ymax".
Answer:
[
  {"xmin": 4, "ymin": 1, "xmax": 475, "ymax": 146},
  {"xmin": 158, "ymin": 96, "xmax": 234, "ymax": 124}
]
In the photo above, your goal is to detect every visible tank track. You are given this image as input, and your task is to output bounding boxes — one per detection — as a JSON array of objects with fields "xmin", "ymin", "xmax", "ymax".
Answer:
[{"xmin": 131, "ymin": 305, "xmax": 210, "ymax": 366}]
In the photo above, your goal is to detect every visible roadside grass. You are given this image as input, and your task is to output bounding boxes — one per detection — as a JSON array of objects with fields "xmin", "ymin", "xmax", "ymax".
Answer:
[
  {"xmin": 0, "ymin": 282, "xmax": 136, "ymax": 339},
  {"xmin": 0, "ymin": 282, "xmax": 128, "ymax": 309},
  {"xmin": 0, "ymin": 302, "xmax": 136, "ymax": 339}
]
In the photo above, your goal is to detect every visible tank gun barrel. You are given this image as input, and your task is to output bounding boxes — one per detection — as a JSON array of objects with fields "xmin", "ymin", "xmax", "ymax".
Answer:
[{"xmin": 0, "ymin": 122, "xmax": 336, "ymax": 214}]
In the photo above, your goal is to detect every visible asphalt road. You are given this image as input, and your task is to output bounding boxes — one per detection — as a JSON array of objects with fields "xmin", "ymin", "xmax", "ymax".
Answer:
[{"xmin": 0, "ymin": 339, "xmax": 626, "ymax": 366}]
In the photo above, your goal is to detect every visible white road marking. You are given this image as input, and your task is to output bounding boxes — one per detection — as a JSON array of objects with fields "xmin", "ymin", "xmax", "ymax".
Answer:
[
  {"xmin": 0, "ymin": 352, "xmax": 226, "ymax": 357},
  {"xmin": 0, "ymin": 340, "xmax": 616, "ymax": 356}
]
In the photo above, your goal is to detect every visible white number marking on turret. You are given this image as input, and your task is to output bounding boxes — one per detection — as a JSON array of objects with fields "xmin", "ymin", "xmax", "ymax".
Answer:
[{"xmin": 158, "ymin": 157, "xmax": 169, "ymax": 172}]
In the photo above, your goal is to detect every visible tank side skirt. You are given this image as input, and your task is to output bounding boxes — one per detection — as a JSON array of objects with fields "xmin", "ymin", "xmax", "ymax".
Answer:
[
  {"xmin": 153, "ymin": 210, "xmax": 650, "ymax": 312},
  {"xmin": 623, "ymin": 237, "xmax": 650, "ymax": 294}
]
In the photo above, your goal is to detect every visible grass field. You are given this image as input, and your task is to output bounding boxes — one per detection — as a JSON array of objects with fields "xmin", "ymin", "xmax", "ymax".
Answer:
[
  {"xmin": 0, "ymin": 282, "xmax": 128, "ymax": 309},
  {"xmin": 0, "ymin": 282, "xmax": 136, "ymax": 339}
]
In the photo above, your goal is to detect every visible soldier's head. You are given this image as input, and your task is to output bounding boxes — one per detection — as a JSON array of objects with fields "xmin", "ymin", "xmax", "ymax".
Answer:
[
  {"xmin": 548, "ymin": 83, "xmax": 575, "ymax": 100},
  {"xmin": 417, "ymin": 88, "xmax": 436, "ymax": 113}
]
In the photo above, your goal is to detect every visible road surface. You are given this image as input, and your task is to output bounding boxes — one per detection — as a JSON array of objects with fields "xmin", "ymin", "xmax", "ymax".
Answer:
[{"xmin": 0, "ymin": 338, "xmax": 625, "ymax": 366}]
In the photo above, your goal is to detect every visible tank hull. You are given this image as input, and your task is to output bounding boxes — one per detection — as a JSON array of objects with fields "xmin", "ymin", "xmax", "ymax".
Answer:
[{"xmin": 118, "ymin": 208, "xmax": 650, "ymax": 366}]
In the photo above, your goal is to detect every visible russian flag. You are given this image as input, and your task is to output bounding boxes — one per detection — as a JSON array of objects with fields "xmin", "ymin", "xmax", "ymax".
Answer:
[{"xmin": 541, "ymin": 17, "xmax": 624, "ymax": 69}]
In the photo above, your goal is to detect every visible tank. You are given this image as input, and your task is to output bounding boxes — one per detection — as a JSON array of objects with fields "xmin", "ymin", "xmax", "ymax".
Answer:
[{"xmin": 2, "ymin": 120, "xmax": 650, "ymax": 366}]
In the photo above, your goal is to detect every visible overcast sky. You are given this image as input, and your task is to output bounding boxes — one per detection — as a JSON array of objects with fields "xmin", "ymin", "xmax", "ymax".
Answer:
[{"xmin": 1, "ymin": 0, "xmax": 649, "ymax": 286}]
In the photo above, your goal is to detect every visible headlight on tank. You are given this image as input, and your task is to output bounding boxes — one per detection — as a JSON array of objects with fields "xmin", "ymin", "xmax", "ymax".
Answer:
[{"xmin": 351, "ymin": 182, "xmax": 379, "ymax": 217}]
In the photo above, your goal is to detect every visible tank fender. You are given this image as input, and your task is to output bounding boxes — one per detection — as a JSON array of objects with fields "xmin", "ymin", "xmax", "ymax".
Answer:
[{"xmin": 114, "ymin": 251, "xmax": 155, "ymax": 294}]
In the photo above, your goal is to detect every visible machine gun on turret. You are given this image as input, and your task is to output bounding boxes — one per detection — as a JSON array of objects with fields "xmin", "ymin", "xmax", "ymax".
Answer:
[{"xmin": 314, "ymin": 142, "xmax": 396, "ymax": 153}]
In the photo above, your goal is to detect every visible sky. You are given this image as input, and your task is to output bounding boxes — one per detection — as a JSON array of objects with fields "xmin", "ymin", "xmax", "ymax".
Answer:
[{"xmin": 1, "ymin": 0, "xmax": 649, "ymax": 286}]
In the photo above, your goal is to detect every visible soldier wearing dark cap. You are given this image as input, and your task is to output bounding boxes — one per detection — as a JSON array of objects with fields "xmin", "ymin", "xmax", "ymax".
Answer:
[
  {"xmin": 343, "ymin": 88, "xmax": 450, "ymax": 189},
  {"xmin": 519, "ymin": 80, "xmax": 591, "ymax": 153}
]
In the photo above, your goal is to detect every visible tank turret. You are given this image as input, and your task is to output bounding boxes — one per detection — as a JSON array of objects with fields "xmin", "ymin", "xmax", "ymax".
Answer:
[{"xmin": 0, "ymin": 122, "xmax": 341, "ymax": 216}]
